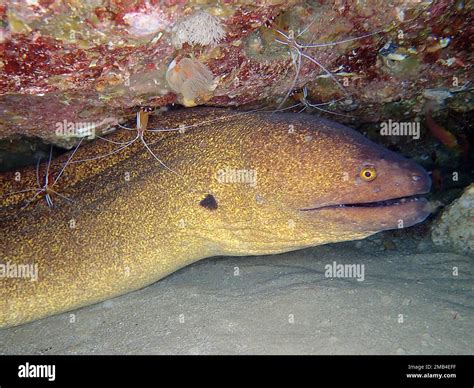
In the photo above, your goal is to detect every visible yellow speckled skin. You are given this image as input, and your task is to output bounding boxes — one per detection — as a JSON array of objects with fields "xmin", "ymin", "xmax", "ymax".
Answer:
[{"xmin": 0, "ymin": 108, "xmax": 431, "ymax": 328}]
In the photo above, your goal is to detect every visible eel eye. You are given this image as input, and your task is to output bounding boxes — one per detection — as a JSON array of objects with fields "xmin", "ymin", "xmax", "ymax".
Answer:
[{"xmin": 360, "ymin": 166, "xmax": 377, "ymax": 182}]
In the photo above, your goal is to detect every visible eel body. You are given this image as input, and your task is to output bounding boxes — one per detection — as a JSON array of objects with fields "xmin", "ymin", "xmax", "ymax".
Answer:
[{"xmin": 0, "ymin": 108, "xmax": 431, "ymax": 328}]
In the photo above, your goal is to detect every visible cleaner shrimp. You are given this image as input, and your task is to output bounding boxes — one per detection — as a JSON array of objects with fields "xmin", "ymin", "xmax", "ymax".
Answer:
[
  {"xmin": 275, "ymin": 86, "xmax": 353, "ymax": 118},
  {"xmin": 273, "ymin": 18, "xmax": 387, "ymax": 112},
  {"xmin": 1, "ymin": 138, "xmax": 83, "ymax": 214},
  {"xmin": 66, "ymin": 108, "xmax": 179, "ymax": 175}
]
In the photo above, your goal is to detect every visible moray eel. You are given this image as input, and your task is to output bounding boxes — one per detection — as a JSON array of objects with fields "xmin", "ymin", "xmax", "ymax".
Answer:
[{"xmin": 0, "ymin": 108, "xmax": 431, "ymax": 328}]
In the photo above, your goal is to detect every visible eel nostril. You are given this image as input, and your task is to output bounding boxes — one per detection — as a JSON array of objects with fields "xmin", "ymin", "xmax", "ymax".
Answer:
[{"xmin": 412, "ymin": 174, "xmax": 422, "ymax": 182}]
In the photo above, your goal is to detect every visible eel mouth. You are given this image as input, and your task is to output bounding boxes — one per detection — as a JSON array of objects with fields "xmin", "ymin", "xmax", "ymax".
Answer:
[
  {"xmin": 299, "ymin": 194, "xmax": 431, "ymax": 231},
  {"xmin": 301, "ymin": 195, "xmax": 425, "ymax": 211}
]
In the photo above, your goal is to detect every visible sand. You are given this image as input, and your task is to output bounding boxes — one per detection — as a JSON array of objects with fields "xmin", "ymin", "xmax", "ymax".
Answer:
[{"xmin": 0, "ymin": 240, "xmax": 472, "ymax": 355}]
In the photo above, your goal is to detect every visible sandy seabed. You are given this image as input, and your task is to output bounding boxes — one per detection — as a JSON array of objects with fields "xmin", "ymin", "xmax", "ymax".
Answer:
[{"xmin": 0, "ymin": 242, "xmax": 472, "ymax": 355}]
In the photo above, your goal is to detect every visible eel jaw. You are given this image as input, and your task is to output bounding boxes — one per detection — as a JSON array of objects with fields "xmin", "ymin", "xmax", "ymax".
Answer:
[
  {"xmin": 300, "ymin": 195, "xmax": 432, "ymax": 232},
  {"xmin": 301, "ymin": 195, "xmax": 425, "ymax": 211}
]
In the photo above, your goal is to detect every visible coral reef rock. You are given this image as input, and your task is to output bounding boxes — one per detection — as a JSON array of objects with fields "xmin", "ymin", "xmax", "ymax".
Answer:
[
  {"xmin": 432, "ymin": 184, "xmax": 474, "ymax": 256},
  {"xmin": 1, "ymin": 0, "xmax": 473, "ymax": 146}
]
